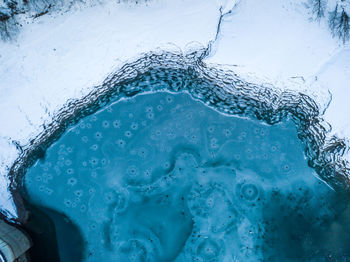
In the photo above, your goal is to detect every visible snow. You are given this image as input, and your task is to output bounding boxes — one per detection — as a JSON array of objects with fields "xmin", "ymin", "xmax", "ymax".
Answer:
[
  {"xmin": 314, "ymin": 48, "xmax": 350, "ymax": 139},
  {"xmin": 0, "ymin": 0, "xmax": 350, "ymax": 219},
  {"xmin": 205, "ymin": 0, "xmax": 340, "ymax": 83}
]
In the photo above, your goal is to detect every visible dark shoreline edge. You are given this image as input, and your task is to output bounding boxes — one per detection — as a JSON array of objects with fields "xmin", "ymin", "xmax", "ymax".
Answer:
[{"xmin": 5, "ymin": 49, "xmax": 350, "ymax": 223}]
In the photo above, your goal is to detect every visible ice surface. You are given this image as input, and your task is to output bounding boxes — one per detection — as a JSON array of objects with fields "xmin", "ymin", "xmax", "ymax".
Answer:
[
  {"xmin": 0, "ymin": 0, "xmax": 349, "ymax": 234},
  {"xmin": 21, "ymin": 91, "xmax": 348, "ymax": 261}
]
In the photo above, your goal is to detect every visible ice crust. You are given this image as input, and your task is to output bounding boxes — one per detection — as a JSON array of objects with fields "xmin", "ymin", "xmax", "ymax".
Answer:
[{"xmin": 21, "ymin": 91, "xmax": 348, "ymax": 261}]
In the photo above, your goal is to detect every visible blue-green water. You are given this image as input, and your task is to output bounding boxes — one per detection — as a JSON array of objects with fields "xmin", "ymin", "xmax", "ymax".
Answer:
[{"xmin": 22, "ymin": 91, "xmax": 348, "ymax": 261}]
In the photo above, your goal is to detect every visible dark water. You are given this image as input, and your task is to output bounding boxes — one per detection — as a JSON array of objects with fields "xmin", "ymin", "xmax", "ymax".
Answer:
[
  {"xmin": 20, "ymin": 91, "xmax": 350, "ymax": 261},
  {"xmin": 22, "ymin": 201, "xmax": 84, "ymax": 262}
]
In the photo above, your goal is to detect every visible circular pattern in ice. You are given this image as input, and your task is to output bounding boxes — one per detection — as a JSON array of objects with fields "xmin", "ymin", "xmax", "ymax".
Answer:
[{"xmin": 21, "ymin": 92, "xmax": 344, "ymax": 261}]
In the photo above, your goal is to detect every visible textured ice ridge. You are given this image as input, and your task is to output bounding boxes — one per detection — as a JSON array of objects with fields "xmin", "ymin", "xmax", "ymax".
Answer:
[{"xmin": 9, "ymin": 51, "xmax": 350, "ymax": 206}]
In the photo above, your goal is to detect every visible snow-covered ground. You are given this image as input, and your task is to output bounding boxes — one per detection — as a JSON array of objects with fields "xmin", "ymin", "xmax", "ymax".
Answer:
[{"xmin": 0, "ymin": 0, "xmax": 349, "ymax": 219}]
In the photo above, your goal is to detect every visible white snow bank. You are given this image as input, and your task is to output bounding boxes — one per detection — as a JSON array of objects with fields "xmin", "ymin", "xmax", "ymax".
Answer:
[{"xmin": 205, "ymin": 0, "xmax": 340, "ymax": 83}]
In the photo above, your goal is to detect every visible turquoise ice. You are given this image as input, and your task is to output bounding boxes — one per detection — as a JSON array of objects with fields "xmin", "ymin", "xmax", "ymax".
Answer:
[{"xmin": 22, "ymin": 91, "xmax": 343, "ymax": 261}]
